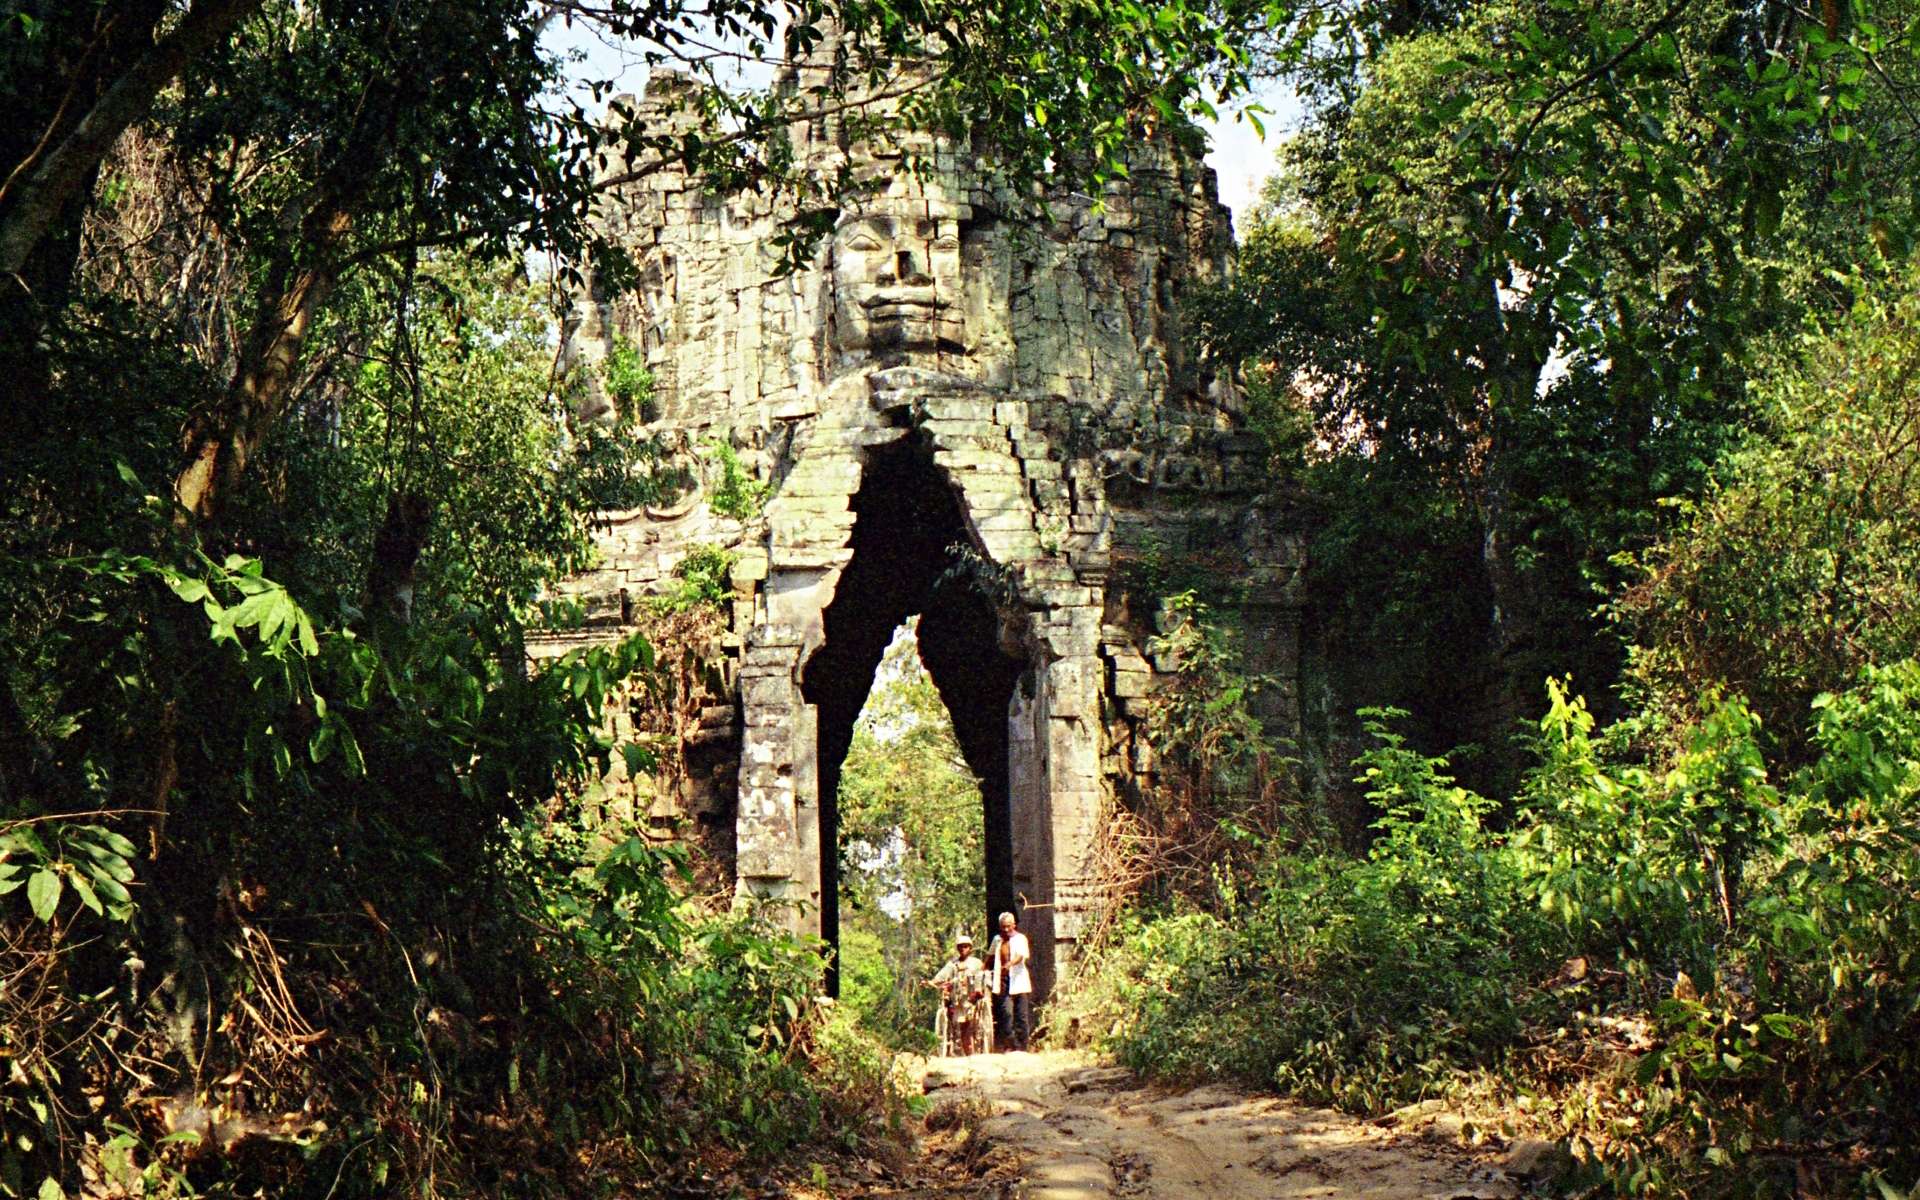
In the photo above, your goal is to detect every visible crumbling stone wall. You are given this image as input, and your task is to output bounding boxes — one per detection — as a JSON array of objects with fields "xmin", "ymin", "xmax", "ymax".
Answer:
[{"xmin": 543, "ymin": 62, "xmax": 1305, "ymax": 999}]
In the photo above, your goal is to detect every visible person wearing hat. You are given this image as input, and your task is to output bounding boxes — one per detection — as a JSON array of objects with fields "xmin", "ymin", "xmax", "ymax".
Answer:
[{"xmin": 927, "ymin": 933, "xmax": 988, "ymax": 1055}]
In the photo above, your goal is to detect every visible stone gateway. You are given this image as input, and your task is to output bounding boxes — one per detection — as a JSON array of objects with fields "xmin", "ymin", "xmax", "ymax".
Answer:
[{"xmin": 538, "ymin": 55, "xmax": 1305, "ymax": 1002}]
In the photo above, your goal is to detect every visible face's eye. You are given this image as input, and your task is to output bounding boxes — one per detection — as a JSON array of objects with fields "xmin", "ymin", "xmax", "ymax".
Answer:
[
  {"xmin": 933, "ymin": 236, "xmax": 961, "ymax": 253},
  {"xmin": 842, "ymin": 234, "xmax": 883, "ymax": 253}
]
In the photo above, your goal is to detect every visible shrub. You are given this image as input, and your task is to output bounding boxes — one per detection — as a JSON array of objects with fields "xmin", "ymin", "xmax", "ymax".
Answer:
[
  {"xmin": 603, "ymin": 336, "xmax": 655, "ymax": 419},
  {"xmin": 0, "ymin": 550, "xmax": 891, "ymax": 1198},
  {"xmin": 1075, "ymin": 668, "xmax": 1920, "ymax": 1192},
  {"xmin": 706, "ymin": 440, "xmax": 769, "ymax": 521},
  {"xmin": 1084, "ymin": 709, "xmax": 1552, "ymax": 1111},
  {"xmin": 653, "ymin": 543, "xmax": 738, "ymax": 613},
  {"xmin": 1626, "ymin": 660, "xmax": 1920, "ymax": 1192},
  {"xmin": 1621, "ymin": 276, "xmax": 1920, "ymax": 760}
]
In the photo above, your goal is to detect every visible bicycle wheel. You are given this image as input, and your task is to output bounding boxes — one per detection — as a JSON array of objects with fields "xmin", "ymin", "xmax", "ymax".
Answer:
[
  {"xmin": 978, "ymin": 997, "xmax": 994, "ymax": 1054},
  {"xmin": 934, "ymin": 1003, "xmax": 950, "ymax": 1057}
]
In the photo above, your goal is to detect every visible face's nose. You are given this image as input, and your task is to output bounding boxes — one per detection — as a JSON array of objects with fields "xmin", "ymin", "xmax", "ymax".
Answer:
[{"xmin": 894, "ymin": 250, "xmax": 933, "ymax": 288}]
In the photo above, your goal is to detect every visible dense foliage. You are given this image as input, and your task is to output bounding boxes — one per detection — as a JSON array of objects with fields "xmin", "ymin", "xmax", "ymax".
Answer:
[
  {"xmin": 0, "ymin": 0, "xmax": 1262, "ymax": 1192},
  {"xmin": 1071, "ymin": 664, "xmax": 1920, "ymax": 1193},
  {"xmin": 1205, "ymin": 0, "xmax": 1920, "ymax": 790},
  {"xmin": 0, "ymin": 234, "xmax": 897, "ymax": 1196},
  {"xmin": 8, "ymin": 0, "xmax": 1920, "ymax": 1193},
  {"xmin": 1623, "ymin": 274, "xmax": 1920, "ymax": 761},
  {"xmin": 1068, "ymin": 259, "xmax": 1920, "ymax": 1191},
  {"xmin": 1056, "ymin": 4, "xmax": 1920, "ymax": 1193}
]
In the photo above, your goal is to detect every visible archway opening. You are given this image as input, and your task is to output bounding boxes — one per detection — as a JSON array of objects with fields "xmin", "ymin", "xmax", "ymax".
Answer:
[
  {"xmin": 800, "ymin": 433, "xmax": 1025, "ymax": 1001},
  {"xmin": 833, "ymin": 618, "xmax": 984, "ymax": 1041}
]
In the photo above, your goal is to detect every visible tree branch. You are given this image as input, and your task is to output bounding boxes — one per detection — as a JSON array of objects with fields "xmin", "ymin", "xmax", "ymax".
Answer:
[
  {"xmin": 1493, "ymin": 0, "xmax": 1692, "ymax": 200},
  {"xmin": 0, "ymin": 0, "xmax": 262, "ymax": 278}
]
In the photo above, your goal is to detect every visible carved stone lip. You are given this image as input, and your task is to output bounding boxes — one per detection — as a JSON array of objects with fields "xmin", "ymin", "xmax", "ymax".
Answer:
[{"xmin": 862, "ymin": 287, "xmax": 946, "ymax": 313}]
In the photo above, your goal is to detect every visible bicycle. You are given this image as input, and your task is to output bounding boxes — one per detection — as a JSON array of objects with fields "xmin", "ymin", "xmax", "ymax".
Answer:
[{"xmin": 933, "ymin": 982, "xmax": 994, "ymax": 1056}]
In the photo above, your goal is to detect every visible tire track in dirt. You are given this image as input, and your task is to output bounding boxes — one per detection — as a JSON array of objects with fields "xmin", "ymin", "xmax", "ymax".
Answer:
[{"xmin": 917, "ymin": 1051, "xmax": 1517, "ymax": 1200}]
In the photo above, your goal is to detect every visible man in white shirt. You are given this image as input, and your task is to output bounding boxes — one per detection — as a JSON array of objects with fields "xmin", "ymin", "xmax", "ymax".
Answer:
[{"xmin": 985, "ymin": 910, "xmax": 1033, "ymax": 1051}]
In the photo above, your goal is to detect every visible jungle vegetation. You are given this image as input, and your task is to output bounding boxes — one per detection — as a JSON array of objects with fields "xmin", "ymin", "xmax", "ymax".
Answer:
[
  {"xmin": 1061, "ymin": 1, "xmax": 1920, "ymax": 1195},
  {"xmin": 3, "ymin": 0, "xmax": 1920, "ymax": 1196},
  {"xmin": 0, "ymin": 0, "xmax": 1242, "ymax": 1194}
]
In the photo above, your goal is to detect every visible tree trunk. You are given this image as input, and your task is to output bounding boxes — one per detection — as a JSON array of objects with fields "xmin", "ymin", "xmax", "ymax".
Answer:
[
  {"xmin": 0, "ymin": 0, "xmax": 261, "ymax": 277},
  {"xmin": 366, "ymin": 492, "xmax": 433, "ymax": 627},
  {"xmin": 173, "ymin": 205, "xmax": 351, "ymax": 520},
  {"xmin": 1, "ymin": 1, "xmax": 169, "ymax": 421},
  {"xmin": 172, "ymin": 55, "xmax": 409, "ymax": 523},
  {"xmin": 1476, "ymin": 295, "xmax": 1553, "ymax": 764}
]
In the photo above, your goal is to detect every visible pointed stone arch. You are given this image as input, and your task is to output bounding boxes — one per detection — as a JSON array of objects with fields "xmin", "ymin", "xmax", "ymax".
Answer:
[{"xmin": 733, "ymin": 379, "xmax": 1108, "ymax": 999}]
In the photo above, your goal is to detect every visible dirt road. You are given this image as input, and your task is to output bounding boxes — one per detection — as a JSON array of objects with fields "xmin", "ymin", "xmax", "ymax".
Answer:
[{"xmin": 904, "ymin": 1051, "xmax": 1520, "ymax": 1200}]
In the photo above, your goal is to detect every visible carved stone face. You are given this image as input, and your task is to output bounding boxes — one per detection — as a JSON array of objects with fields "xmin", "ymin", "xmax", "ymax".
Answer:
[{"xmin": 829, "ymin": 211, "xmax": 966, "ymax": 367}]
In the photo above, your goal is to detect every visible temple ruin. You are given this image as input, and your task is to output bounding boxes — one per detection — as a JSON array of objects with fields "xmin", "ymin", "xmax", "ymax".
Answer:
[{"xmin": 534, "ymin": 55, "xmax": 1306, "ymax": 1000}]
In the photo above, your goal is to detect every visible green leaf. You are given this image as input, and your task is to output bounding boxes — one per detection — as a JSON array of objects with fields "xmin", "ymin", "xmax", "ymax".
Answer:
[
  {"xmin": 27, "ymin": 869, "xmax": 61, "ymax": 922},
  {"xmin": 338, "ymin": 724, "xmax": 366, "ymax": 776},
  {"xmin": 622, "ymin": 743, "xmax": 658, "ymax": 776},
  {"xmin": 97, "ymin": 829, "xmax": 137, "ymax": 858},
  {"xmin": 90, "ymin": 872, "xmax": 131, "ymax": 907},
  {"xmin": 39, "ymin": 1177, "xmax": 63, "ymax": 1200},
  {"xmin": 164, "ymin": 572, "xmax": 212, "ymax": 604},
  {"xmin": 225, "ymin": 589, "xmax": 280, "ymax": 633},
  {"xmin": 68, "ymin": 873, "xmax": 102, "ymax": 917}
]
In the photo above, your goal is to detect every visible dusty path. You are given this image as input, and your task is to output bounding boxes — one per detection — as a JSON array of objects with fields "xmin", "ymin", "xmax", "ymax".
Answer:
[{"xmin": 904, "ymin": 1051, "xmax": 1519, "ymax": 1200}]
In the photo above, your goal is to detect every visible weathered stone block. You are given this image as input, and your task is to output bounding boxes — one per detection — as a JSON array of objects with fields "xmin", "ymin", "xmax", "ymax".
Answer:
[
  {"xmin": 731, "ymin": 548, "xmax": 769, "ymax": 584},
  {"xmin": 971, "ymin": 509, "xmax": 1036, "ymax": 532},
  {"xmin": 742, "ymin": 675, "xmax": 791, "ymax": 710},
  {"xmin": 1111, "ymin": 668, "xmax": 1152, "ymax": 698},
  {"xmin": 921, "ymin": 398, "xmax": 998, "ymax": 423},
  {"xmin": 980, "ymin": 530, "xmax": 1045, "ymax": 561},
  {"xmin": 933, "ymin": 449, "xmax": 1021, "ymax": 473}
]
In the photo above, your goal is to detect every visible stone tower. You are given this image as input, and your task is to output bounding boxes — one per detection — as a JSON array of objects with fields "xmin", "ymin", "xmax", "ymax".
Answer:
[{"xmin": 539, "ymin": 58, "xmax": 1305, "ymax": 1000}]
